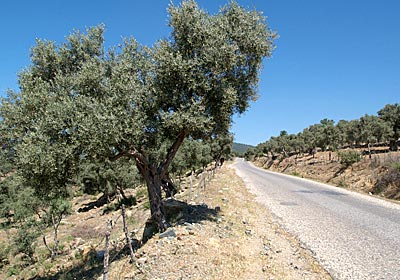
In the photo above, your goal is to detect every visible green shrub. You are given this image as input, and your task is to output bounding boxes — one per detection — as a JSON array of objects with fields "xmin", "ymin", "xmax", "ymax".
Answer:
[
  {"xmin": 0, "ymin": 241, "xmax": 10, "ymax": 268},
  {"xmin": 7, "ymin": 265, "xmax": 21, "ymax": 277},
  {"xmin": 102, "ymin": 202, "xmax": 118, "ymax": 214},
  {"xmin": 13, "ymin": 224, "xmax": 40, "ymax": 262},
  {"xmin": 338, "ymin": 150, "xmax": 361, "ymax": 169},
  {"xmin": 102, "ymin": 195, "xmax": 137, "ymax": 215},
  {"xmin": 338, "ymin": 179, "xmax": 347, "ymax": 188},
  {"xmin": 290, "ymin": 171, "xmax": 302, "ymax": 178}
]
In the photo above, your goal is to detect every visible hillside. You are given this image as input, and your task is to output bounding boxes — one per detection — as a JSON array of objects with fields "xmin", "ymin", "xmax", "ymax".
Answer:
[
  {"xmin": 0, "ymin": 165, "xmax": 330, "ymax": 279},
  {"xmin": 253, "ymin": 149, "xmax": 400, "ymax": 201},
  {"xmin": 233, "ymin": 142, "xmax": 255, "ymax": 155}
]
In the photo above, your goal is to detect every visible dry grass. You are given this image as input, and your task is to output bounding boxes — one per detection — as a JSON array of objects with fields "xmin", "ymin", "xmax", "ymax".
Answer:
[
  {"xmin": 373, "ymin": 162, "xmax": 400, "ymax": 199},
  {"xmin": 70, "ymin": 223, "xmax": 105, "ymax": 240}
]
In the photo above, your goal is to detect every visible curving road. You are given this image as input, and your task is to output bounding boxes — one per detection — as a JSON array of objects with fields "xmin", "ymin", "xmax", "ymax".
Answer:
[{"xmin": 232, "ymin": 158, "xmax": 400, "ymax": 280}]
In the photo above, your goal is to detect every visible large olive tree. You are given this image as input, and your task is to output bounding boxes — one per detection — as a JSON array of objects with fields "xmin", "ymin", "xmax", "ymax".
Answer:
[{"xmin": 1, "ymin": 0, "xmax": 275, "ymax": 231}]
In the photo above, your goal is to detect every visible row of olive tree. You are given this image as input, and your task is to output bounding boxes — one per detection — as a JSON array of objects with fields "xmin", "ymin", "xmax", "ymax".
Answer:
[
  {"xmin": 0, "ymin": 0, "xmax": 275, "ymax": 233},
  {"xmin": 170, "ymin": 133, "xmax": 233, "ymax": 177},
  {"xmin": 246, "ymin": 103, "xmax": 400, "ymax": 160}
]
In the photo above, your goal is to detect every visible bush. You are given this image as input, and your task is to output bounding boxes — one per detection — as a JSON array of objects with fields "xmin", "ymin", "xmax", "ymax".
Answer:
[
  {"xmin": 338, "ymin": 179, "xmax": 348, "ymax": 188},
  {"xmin": 290, "ymin": 171, "xmax": 302, "ymax": 178},
  {"xmin": 338, "ymin": 150, "xmax": 362, "ymax": 169},
  {"xmin": 13, "ymin": 223, "xmax": 40, "ymax": 263},
  {"xmin": 0, "ymin": 241, "xmax": 10, "ymax": 268}
]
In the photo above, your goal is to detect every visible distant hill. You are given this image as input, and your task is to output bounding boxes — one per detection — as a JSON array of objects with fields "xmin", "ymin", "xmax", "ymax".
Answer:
[{"xmin": 232, "ymin": 142, "xmax": 254, "ymax": 155}]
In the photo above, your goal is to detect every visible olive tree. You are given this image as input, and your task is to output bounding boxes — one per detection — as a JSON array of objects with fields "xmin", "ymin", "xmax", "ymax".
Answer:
[
  {"xmin": 209, "ymin": 133, "xmax": 233, "ymax": 167},
  {"xmin": 0, "ymin": 0, "xmax": 275, "ymax": 232},
  {"xmin": 378, "ymin": 103, "xmax": 400, "ymax": 151},
  {"xmin": 359, "ymin": 114, "xmax": 393, "ymax": 157}
]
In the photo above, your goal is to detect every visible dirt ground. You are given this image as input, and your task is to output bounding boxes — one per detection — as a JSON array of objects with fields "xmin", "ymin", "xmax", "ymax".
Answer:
[
  {"xmin": 0, "ymin": 163, "xmax": 332, "ymax": 279},
  {"xmin": 109, "ymin": 164, "xmax": 331, "ymax": 280},
  {"xmin": 2, "ymin": 150, "xmax": 398, "ymax": 279}
]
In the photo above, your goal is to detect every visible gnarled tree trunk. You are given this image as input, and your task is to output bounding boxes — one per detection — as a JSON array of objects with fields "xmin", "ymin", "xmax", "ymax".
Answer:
[
  {"xmin": 117, "ymin": 130, "xmax": 188, "ymax": 233},
  {"xmin": 135, "ymin": 161, "xmax": 169, "ymax": 233},
  {"xmin": 162, "ymin": 172, "xmax": 178, "ymax": 198},
  {"xmin": 142, "ymin": 168, "xmax": 169, "ymax": 232}
]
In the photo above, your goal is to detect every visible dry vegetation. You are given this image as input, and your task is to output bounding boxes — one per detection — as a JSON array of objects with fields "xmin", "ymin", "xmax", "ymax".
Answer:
[{"xmin": 1, "ymin": 164, "xmax": 331, "ymax": 279}]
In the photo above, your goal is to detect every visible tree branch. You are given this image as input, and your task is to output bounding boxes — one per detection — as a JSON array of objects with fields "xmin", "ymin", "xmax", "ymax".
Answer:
[
  {"xmin": 158, "ymin": 129, "xmax": 189, "ymax": 176},
  {"xmin": 129, "ymin": 149, "xmax": 152, "ymax": 173},
  {"xmin": 109, "ymin": 148, "xmax": 150, "ymax": 168},
  {"xmin": 109, "ymin": 151, "xmax": 129, "ymax": 162},
  {"xmin": 43, "ymin": 235, "xmax": 54, "ymax": 258}
]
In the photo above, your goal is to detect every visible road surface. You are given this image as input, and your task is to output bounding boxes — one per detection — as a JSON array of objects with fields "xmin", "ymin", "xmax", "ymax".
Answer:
[{"xmin": 232, "ymin": 159, "xmax": 400, "ymax": 280}]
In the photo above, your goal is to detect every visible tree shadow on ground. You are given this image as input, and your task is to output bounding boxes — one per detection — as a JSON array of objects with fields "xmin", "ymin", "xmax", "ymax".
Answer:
[
  {"xmin": 282, "ymin": 163, "xmax": 292, "ymax": 173},
  {"xmin": 32, "ymin": 259, "xmax": 103, "ymax": 280},
  {"xmin": 31, "ymin": 241, "xmax": 142, "ymax": 280},
  {"xmin": 77, "ymin": 193, "xmax": 137, "ymax": 214},
  {"xmin": 142, "ymin": 198, "xmax": 220, "ymax": 243},
  {"xmin": 77, "ymin": 193, "xmax": 111, "ymax": 213},
  {"xmin": 32, "ymin": 199, "xmax": 219, "ymax": 280},
  {"xmin": 166, "ymin": 198, "xmax": 220, "ymax": 224},
  {"xmin": 327, "ymin": 166, "xmax": 347, "ymax": 183}
]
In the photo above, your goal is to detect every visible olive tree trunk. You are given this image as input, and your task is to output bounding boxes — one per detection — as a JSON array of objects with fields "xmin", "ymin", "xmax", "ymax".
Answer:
[
  {"xmin": 140, "ymin": 167, "xmax": 169, "ymax": 232},
  {"xmin": 133, "ymin": 129, "xmax": 188, "ymax": 233}
]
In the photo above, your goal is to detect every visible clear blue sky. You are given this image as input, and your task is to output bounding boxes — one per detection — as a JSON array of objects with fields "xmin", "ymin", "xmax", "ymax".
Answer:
[{"xmin": 1, "ymin": 0, "xmax": 399, "ymax": 146}]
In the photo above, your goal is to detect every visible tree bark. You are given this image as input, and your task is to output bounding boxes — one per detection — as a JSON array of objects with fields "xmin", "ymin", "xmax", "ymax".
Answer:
[
  {"xmin": 148, "ymin": 173, "xmax": 169, "ymax": 232},
  {"xmin": 115, "ymin": 130, "xmax": 188, "ymax": 233},
  {"xmin": 161, "ymin": 173, "xmax": 177, "ymax": 198},
  {"xmin": 51, "ymin": 213, "xmax": 60, "ymax": 257},
  {"xmin": 158, "ymin": 129, "xmax": 189, "ymax": 177},
  {"xmin": 135, "ymin": 130, "xmax": 188, "ymax": 232},
  {"xmin": 137, "ymin": 163, "xmax": 169, "ymax": 232},
  {"xmin": 42, "ymin": 210, "xmax": 65, "ymax": 259},
  {"xmin": 190, "ymin": 171, "xmax": 193, "ymax": 199}
]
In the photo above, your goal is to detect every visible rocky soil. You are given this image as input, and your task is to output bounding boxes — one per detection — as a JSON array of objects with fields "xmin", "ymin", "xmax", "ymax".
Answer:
[
  {"xmin": 110, "ymin": 165, "xmax": 331, "ymax": 279},
  {"xmin": 1, "ymin": 163, "xmax": 331, "ymax": 279}
]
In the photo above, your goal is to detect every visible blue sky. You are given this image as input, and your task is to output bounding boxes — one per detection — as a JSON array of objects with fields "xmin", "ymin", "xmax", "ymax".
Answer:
[{"xmin": 1, "ymin": 0, "xmax": 399, "ymax": 146}]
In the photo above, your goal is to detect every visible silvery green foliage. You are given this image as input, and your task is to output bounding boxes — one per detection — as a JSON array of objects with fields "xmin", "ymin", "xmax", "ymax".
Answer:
[
  {"xmin": 359, "ymin": 114, "xmax": 393, "ymax": 145},
  {"xmin": 1, "ymin": 1, "xmax": 275, "ymax": 229}
]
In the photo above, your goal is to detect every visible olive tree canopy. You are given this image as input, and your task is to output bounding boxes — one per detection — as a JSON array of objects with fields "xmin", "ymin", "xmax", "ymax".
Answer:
[{"xmin": 1, "ymin": 0, "xmax": 275, "ymax": 231}]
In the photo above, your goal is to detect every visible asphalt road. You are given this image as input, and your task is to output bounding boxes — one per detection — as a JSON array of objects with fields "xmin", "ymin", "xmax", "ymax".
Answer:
[{"xmin": 232, "ymin": 159, "xmax": 400, "ymax": 280}]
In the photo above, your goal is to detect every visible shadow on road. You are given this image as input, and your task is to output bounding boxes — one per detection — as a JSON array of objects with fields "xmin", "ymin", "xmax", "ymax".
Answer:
[{"xmin": 293, "ymin": 189, "xmax": 347, "ymax": 196}]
